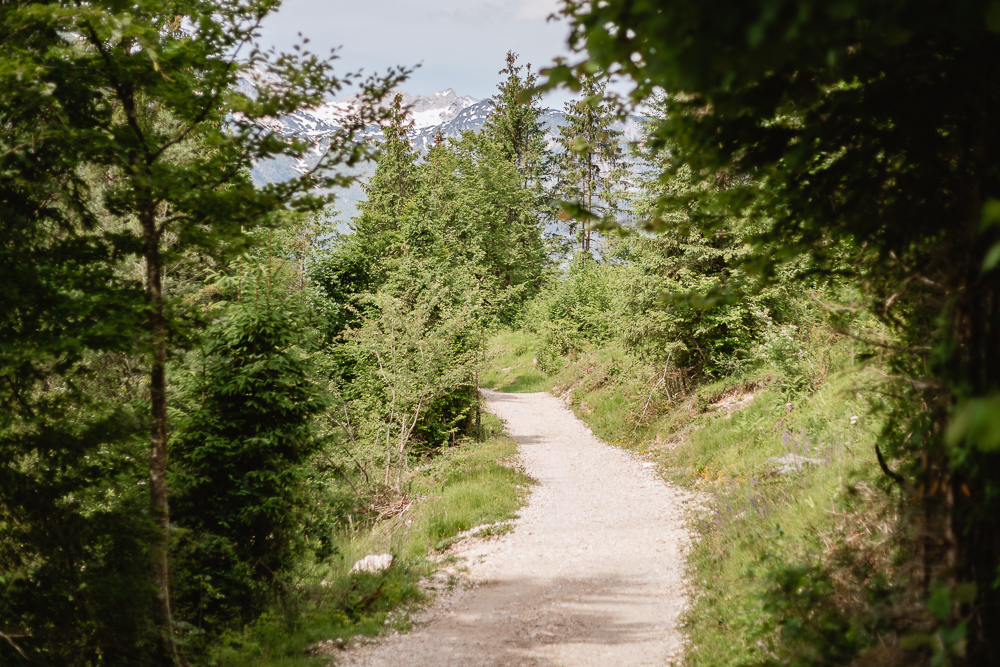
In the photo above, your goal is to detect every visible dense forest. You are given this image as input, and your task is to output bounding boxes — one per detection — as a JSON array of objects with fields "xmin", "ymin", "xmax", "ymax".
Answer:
[{"xmin": 2, "ymin": 1, "xmax": 1000, "ymax": 666}]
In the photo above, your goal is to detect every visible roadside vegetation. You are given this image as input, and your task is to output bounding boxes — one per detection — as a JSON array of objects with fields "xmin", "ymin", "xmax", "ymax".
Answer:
[
  {"xmin": 483, "ymin": 246, "xmax": 904, "ymax": 665},
  {"xmin": 485, "ymin": 320, "xmax": 897, "ymax": 666},
  {"xmin": 4, "ymin": 1, "xmax": 999, "ymax": 665},
  {"xmin": 205, "ymin": 414, "xmax": 530, "ymax": 667}
]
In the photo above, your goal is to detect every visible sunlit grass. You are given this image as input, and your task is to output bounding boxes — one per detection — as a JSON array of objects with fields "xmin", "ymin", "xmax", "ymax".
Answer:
[{"xmin": 482, "ymin": 330, "xmax": 554, "ymax": 393}]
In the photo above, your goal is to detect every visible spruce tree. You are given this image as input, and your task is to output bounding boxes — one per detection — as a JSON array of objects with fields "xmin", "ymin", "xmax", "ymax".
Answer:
[
  {"xmin": 348, "ymin": 94, "xmax": 421, "ymax": 281},
  {"xmin": 555, "ymin": 74, "xmax": 628, "ymax": 257},
  {"xmin": 171, "ymin": 267, "xmax": 326, "ymax": 623},
  {"xmin": 483, "ymin": 52, "xmax": 549, "ymax": 189}
]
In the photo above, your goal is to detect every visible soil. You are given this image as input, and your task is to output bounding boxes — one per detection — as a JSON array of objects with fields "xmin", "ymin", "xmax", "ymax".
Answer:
[{"xmin": 337, "ymin": 390, "xmax": 694, "ymax": 667}]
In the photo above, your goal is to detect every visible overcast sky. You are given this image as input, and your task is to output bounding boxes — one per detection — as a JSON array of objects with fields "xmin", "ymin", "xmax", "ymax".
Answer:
[{"xmin": 257, "ymin": 0, "xmax": 578, "ymax": 108}]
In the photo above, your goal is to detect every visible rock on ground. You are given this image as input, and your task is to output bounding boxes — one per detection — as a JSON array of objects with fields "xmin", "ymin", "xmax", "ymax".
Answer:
[
  {"xmin": 351, "ymin": 554, "xmax": 395, "ymax": 574},
  {"xmin": 338, "ymin": 389, "xmax": 695, "ymax": 667}
]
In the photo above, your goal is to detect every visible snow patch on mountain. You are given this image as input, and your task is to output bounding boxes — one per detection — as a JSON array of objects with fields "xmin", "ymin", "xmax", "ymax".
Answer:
[{"xmin": 236, "ymin": 68, "xmax": 645, "ymax": 220}]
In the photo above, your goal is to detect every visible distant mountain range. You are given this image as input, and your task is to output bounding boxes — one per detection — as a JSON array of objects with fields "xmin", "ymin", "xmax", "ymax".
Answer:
[{"xmin": 238, "ymin": 66, "xmax": 645, "ymax": 222}]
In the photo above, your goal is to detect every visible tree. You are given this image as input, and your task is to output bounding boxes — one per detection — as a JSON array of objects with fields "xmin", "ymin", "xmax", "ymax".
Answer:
[
  {"xmin": 484, "ymin": 51, "xmax": 549, "ymax": 188},
  {"xmin": 314, "ymin": 81, "xmax": 549, "ymax": 507},
  {"xmin": 0, "ymin": 1, "xmax": 402, "ymax": 661},
  {"xmin": 171, "ymin": 264, "xmax": 326, "ymax": 625},
  {"xmin": 555, "ymin": 74, "xmax": 628, "ymax": 257},
  {"xmin": 354, "ymin": 95, "xmax": 420, "ymax": 240},
  {"xmin": 417, "ymin": 131, "xmax": 547, "ymax": 314},
  {"xmin": 546, "ymin": 0, "xmax": 1000, "ymax": 662}
]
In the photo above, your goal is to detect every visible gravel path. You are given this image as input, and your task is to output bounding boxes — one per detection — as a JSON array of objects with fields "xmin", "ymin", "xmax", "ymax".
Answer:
[{"xmin": 338, "ymin": 390, "xmax": 693, "ymax": 667}]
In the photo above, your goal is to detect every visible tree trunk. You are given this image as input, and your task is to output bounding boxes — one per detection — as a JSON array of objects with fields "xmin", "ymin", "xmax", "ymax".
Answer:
[{"xmin": 142, "ymin": 209, "xmax": 178, "ymax": 665}]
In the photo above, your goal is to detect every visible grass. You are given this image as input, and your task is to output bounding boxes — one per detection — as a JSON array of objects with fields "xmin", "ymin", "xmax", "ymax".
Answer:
[
  {"xmin": 482, "ymin": 327, "xmax": 898, "ymax": 666},
  {"xmin": 216, "ymin": 325, "xmax": 897, "ymax": 667},
  {"xmin": 207, "ymin": 565, "xmax": 426, "ymax": 666},
  {"xmin": 481, "ymin": 329, "xmax": 554, "ymax": 393},
  {"xmin": 207, "ymin": 414, "xmax": 533, "ymax": 666},
  {"xmin": 678, "ymin": 370, "xmax": 891, "ymax": 667}
]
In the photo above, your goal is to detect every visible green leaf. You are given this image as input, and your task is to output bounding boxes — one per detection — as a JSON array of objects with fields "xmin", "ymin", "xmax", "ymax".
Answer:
[
  {"xmin": 979, "ymin": 198, "xmax": 1000, "ymax": 229},
  {"xmin": 946, "ymin": 395, "xmax": 1000, "ymax": 451},
  {"xmin": 983, "ymin": 242, "xmax": 1000, "ymax": 271},
  {"xmin": 928, "ymin": 584, "xmax": 951, "ymax": 622}
]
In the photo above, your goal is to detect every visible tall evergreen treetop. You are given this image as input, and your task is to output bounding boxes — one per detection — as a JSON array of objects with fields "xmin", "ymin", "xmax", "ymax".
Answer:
[
  {"xmin": 555, "ymin": 74, "xmax": 628, "ymax": 256},
  {"xmin": 355, "ymin": 94, "xmax": 420, "ymax": 234},
  {"xmin": 484, "ymin": 51, "xmax": 549, "ymax": 187}
]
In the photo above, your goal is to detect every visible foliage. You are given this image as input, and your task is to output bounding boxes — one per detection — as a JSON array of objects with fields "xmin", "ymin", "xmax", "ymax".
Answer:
[
  {"xmin": 206, "ymin": 417, "xmax": 530, "ymax": 667},
  {"xmin": 484, "ymin": 52, "xmax": 550, "ymax": 185},
  {"xmin": 207, "ymin": 562, "xmax": 427, "ymax": 667},
  {"xmin": 554, "ymin": 74, "xmax": 628, "ymax": 256},
  {"xmin": 335, "ymin": 283, "xmax": 482, "ymax": 492},
  {"xmin": 0, "ymin": 0, "xmax": 403, "ymax": 659},
  {"xmin": 518, "ymin": 233, "xmax": 804, "ymax": 381},
  {"xmin": 170, "ymin": 264, "xmax": 328, "ymax": 630},
  {"xmin": 545, "ymin": 0, "xmax": 1000, "ymax": 660},
  {"xmin": 311, "ymin": 56, "xmax": 551, "ymax": 517}
]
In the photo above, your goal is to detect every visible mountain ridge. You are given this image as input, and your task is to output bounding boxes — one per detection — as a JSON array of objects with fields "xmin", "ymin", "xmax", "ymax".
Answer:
[{"xmin": 238, "ymin": 68, "xmax": 644, "ymax": 220}]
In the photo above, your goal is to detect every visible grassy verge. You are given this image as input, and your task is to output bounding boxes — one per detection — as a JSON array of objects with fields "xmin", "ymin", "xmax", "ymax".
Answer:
[
  {"xmin": 482, "ymin": 329, "xmax": 554, "ymax": 393},
  {"xmin": 207, "ymin": 413, "xmax": 532, "ymax": 666},
  {"xmin": 484, "ymin": 328, "xmax": 897, "ymax": 666}
]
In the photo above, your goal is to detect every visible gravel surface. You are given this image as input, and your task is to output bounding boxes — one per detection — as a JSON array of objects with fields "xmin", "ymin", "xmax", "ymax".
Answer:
[{"xmin": 337, "ymin": 390, "xmax": 694, "ymax": 667}]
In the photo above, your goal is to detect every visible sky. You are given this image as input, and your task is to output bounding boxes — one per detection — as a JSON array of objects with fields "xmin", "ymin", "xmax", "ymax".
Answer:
[{"xmin": 256, "ymin": 0, "xmax": 578, "ymax": 108}]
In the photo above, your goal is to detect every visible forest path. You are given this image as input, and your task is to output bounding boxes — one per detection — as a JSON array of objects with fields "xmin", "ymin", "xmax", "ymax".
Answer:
[{"xmin": 339, "ymin": 390, "xmax": 693, "ymax": 667}]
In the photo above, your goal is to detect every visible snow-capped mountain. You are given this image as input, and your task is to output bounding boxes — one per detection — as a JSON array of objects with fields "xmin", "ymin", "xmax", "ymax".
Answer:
[
  {"xmin": 237, "ymin": 67, "xmax": 645, "ymax": 220},
  {"xmin": 339, "ymin": 88, "xmax": 479, "ymax": 130},
  {"xmin": 236, "ymin": 65, "xmax": 480, "ymax": 144}
]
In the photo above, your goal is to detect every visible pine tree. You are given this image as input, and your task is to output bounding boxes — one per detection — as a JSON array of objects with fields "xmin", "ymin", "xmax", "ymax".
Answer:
[{"xmin": 417, "ymin": 130, "xmax": 547, "ymax": 308}]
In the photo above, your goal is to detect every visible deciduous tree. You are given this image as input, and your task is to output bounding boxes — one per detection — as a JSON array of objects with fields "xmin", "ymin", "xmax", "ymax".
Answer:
[{"xmin": 0, "ymin": 1, "xmax": 402, "ymax": 661}]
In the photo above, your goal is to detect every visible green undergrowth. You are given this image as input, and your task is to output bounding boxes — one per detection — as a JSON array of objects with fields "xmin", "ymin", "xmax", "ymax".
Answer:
[
  {"xmin": 482, "ymin": 329, "xmax": 555, "ymax": 393},
  {"xmin": 485, "ymin": 328, "xmax": 898, "ymax": 666},
  {"xmin": 207, "ymin": 414, "xmax": 532, "ymax": 666},
  {"xmin": 327, "ymin": 415, "xmax": 533, "ymax": 562},
  {"xmin": 206, "ymin": 564, "xmax": 426, "ymax": 666}
]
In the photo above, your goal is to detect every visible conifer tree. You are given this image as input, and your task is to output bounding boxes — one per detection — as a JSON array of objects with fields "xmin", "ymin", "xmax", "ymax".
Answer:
[
  {"xmin": 417, "ymin": 130, "xmax": 547, "ymax": 307},
  {"xmin": 555, "ymin": 74, "xmax": 628, "ymax": 257},
  {"xmin": 171, "ymin": 266, "xmax": 326, "ymax": 622},
  {"xmin": 346, "ymin": 94, "xmax": 420, "ymax": 284},
  {"xmin": 484, "ymin": 52, "xmax": 549, "ymax": 188},
  {"xmin": 354, "ymin": 94, "xmax": 420, "ymax": 238}
]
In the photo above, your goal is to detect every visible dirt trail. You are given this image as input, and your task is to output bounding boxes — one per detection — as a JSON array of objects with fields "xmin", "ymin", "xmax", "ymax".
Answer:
[{"xmin": 339, "ymin": 390, "xmax": 693, "ymax": 667}]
